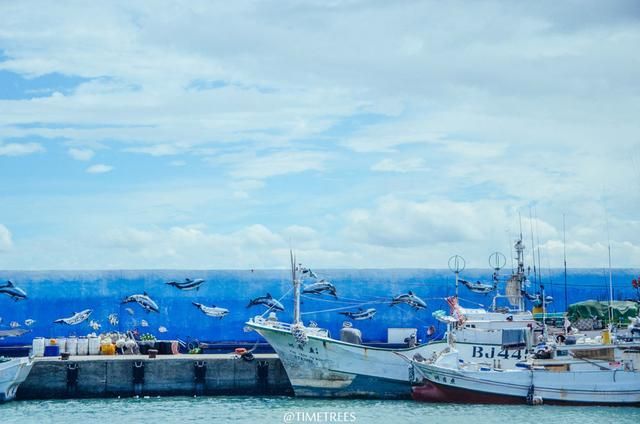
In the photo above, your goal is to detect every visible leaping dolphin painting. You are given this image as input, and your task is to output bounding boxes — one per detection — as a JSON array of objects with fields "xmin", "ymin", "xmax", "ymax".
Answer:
[
  {"xmin": 0, "ymin": 281, "xmax": 27, "ymax": 301},
  {"xmin": 166, "ymin": 278, "xmax": 206, "ymax": 291},
  {"xmin": 122, "ymin": 293, "xmax": 159, "ymax": 313},
  {"xmin": 54, "ymin": 309, "xmax": 93, "ymax": 325}
]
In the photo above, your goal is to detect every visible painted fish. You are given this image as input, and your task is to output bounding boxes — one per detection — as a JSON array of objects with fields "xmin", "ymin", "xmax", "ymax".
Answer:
[
  {"xmin": 108, "ymin": 313, "xmax": 119, "ymax": 326},
  {"xmin": 122, "ymin": 293, "xmax": 159, "ymax": 313},
  {"xmin": 460, "ymin": 279, "xmax": 496, "ymax": 294},
  {"xmin": 166, "ymin": 278, "xmax": 206, "ymax": 291},
  {"xmin": 390, "ymin": 291, "xmax": 427, "ymax": 310},
  {"xmin": 125, "ymin": 307, "xmax": 135, "ymax": 315},
  {"xmin": 24, "ymin": 319, "xmax": 36, "ymax": 326},
  {"xmin": 140, "ymin": 319, "xmax": 149, "ymax": 327},
  {"xmin": 302, "ymin": 280, "xmax": 337, "ymax": 298},
  {"xmin": 9, "ymin": 321, "xmax": 20, "ymax": 328},
  {"xmin": 0, "ymin": 280, "xmax": 27, "ymax": 301},
  {"xmin": 193, "ymin": 302, "xmax": 229, "ymax": 318},
  {"xmin": 338, "ymin": 308, "xmax": 377, "ymax": 320},
  {"xmin": 247, "ymin": 293, "xmax": 284, "ymax": 312},
  {"xmin": 89, "ymin": 320, "xmax": 101, "ymax": 330},
  {"xmin": 0, "ymin": 328, "xmax": 30, "ymax": 338},
  {"xmin": 158, "ymin": 326, "xmax": 168, "ymax": 333},
  {"xmin": 54, "ymin": 309, "xmax": 93, "ymax": 325}
]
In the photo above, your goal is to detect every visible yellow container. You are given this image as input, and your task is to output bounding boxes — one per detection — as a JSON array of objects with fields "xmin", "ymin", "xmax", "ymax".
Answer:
[
  {"xmin": 532, "ymin": 306, "xmax": 543, "ymax": 315},
  {"xmin": 601, "ymin": 330, "xmax": 611, "ymax": 345},
  {"xmin": 100, "ymin": 344, "xmax": 116, "ymax": 355}
]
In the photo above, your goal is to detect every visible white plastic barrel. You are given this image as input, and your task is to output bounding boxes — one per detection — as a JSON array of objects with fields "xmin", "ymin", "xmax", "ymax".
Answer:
[
  {"xmin": 32, "ymin": 337, "xmax": 46, "ymax": 357},
  {"xmin": 65, "ymin": 337, "xmax": 78, "ymax": 355},
  {"xmin": 55, "ymin": 338, "xmax": 67, "ymax": 353},
  {"xmin": 88, "ymin": 336, "xmax": 100, "ymax": 355},
  {"xmin": 77, "ymin": 337, "xmax": 89, "ymax": 355}
]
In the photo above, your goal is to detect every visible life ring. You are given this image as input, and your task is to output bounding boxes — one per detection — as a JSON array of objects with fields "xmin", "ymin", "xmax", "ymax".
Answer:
[{"xmin": 235, "ymin": 347, "xmax": 247, "ymax": 355}]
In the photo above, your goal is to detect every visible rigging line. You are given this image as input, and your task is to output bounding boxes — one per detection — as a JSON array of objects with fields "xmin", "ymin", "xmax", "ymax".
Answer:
[
  {"xmin": 300, "ymin": 304, "xmax": 373, "ymax": 315},
  {"xmin": 301, "ymin": 295, "xmax": 365, "ymax": 305},
  {"xmin": 393, "ymin": 304, "xmax": 434, "ymax": 327},
  {"xmin": 300, "ymin": 300, "xmax": 391, "ymax": 315},
  {"xmin": 259, "ymin": 286, "xmax": 293, "ymax": 318}
]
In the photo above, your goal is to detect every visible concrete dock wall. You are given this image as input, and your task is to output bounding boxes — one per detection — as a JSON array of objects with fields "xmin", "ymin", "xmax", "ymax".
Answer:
[{"xmin": 17, "ymin": 354, "xmax": 293, "ymax": 399}]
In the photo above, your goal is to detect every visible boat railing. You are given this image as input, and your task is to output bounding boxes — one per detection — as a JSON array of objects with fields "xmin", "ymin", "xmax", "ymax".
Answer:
[{"xmin": 249, "ymin": 316, "xmax": 330, "ymax": 337}]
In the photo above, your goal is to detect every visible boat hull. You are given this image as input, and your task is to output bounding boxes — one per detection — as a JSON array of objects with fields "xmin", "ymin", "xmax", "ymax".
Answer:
[
  {"xmin": 412, "ymin": 361, "xmax": 640, "ymax": 405},
  {"xmin": 249, "ymin": 322, "xmax": 529, "ymax": 399},
  {"xmin": 0, "ymin": 357, "xmax": 33, "ymax": 402}
]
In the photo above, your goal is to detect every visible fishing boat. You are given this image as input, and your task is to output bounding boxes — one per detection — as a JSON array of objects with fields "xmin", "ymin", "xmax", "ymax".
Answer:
[
  {"xmin": 0, "ymin": 356, "xmax": 33, "ymax": 402},
  {"xmin": 246, "ymin": 239, "xmax": 541, "ymax": 398},
  {"xmin": 409, "ymin": 344, "xmax": 640, "ymax": 405}
]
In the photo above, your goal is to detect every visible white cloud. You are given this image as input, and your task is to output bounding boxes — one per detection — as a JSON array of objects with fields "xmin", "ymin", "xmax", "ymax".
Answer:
[
  {"xmin": 0, "ymin": 2, "xmax": 637, "ymax": 269},
  {"xmin": 221, "ymin": 151, "xmax": 329, "ymax": 180},
  {"xmin": 86, "ymin": 164, "xmax": 113, "ymax": 174},
  {"xmin": 346, "ymin": 196, "xmax": 498, "ymax": 248},
  {"xmin": 0, "ymin": 224, "xmax": 13, "ymax": 251},
  {"xmin": 124, "ymin": 144, "xmax": 187, "ymax": 156},
  {"xmin": 67, "ymin": 147, "xmax": 95, "ymax": 161},
  {"xmin": 371, "ymin": 157, "xmax": 427, "ymax": 173},
  {"xmin": 0, "ymin": 142, "xmax": 45, "ymax": 156}
]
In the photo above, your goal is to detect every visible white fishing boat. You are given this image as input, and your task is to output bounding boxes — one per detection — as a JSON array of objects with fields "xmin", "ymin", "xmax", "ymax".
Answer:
[
  {"xmin": 246, "ymin": 240, "xmax": 541, "ymax": 398},
  {"xmin": 410, "ymin": 345, "xmax": 640, "ymax": 405},
  {"xmin": 0, "ymin": 356, "xmax": 33, "ymax": 402}
]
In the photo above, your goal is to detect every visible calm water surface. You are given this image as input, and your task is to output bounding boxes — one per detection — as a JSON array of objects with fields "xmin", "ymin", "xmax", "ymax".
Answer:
[{"xmin": 1, "ymin": 397, "xmax": 639, "ymax": 424}]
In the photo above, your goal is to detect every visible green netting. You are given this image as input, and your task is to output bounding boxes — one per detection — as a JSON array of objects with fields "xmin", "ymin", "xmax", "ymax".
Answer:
[{"xmin": 567, "ymin": 300, "xmax": 639, "ymax": 325}]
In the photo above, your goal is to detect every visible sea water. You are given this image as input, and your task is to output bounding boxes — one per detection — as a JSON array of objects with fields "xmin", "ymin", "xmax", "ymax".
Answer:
[{"xmin": 1, "ymin": 397, "xmax": 639, "ymax": 424}]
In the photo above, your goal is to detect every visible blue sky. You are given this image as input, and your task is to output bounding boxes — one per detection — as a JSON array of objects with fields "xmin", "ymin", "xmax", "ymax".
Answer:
[{"xmin": 0, "ymin": 1, "xmax": 639, "ymax": 269}]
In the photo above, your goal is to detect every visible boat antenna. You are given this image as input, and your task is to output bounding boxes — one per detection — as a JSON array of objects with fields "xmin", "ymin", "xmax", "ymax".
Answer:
[
  {"xmin": 534, "ymin": 207, "xmax": 543, "ymax": 292},
  {"xmin": 291, "ymin": 250, "xmax": 301, "ymax": 325},
  {"xmin": 606, "ymin": 214, "xmax": 614, "ymax": 330},
  {"xmin": 448, "ymin": 255, "xmax": 465, "ymax": 299},
  {"xmin": 562, "ymin": 213, "xmax": 568, "ymax": 311}
]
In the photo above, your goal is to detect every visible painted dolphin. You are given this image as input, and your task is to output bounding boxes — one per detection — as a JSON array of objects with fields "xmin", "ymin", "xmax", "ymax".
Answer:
[
  {"xmin": 302, "ymin": 280, "xmax": 337, "ymax": 298},
  {"xmin": 0, "ymin": 328, "xmax": 30, "ymax": 338},
  {"xmin": 122, "ymin": 293, "xmax": 159, "ymax": 313},
  {"xmin": 193, "ymin": 302, "xmax": 229, "ymax": 318},
  {"xmin": 0, "ymin": 280, "xmax": 27, "ymax": 301},
  {"xmin": 166, "ymin": 278, "xmax": 206, "ymax": 291},
  {"xmin": 54, "ymin": 309, "xmax": 93, "ymax": 325},
  {"xmin": 460, "ymin": 279, "xmax": 496, "ymax": 294},
  {"xmin": 247, "ymin": 293, "xmax": 284, "ymax": 311},
  {"xmin": 390, "ymin": 291, "xmax": 427, "ymax": 310},
  {"xmin": 300, "ymin": 267, "xmax": 318, "ymax": 279},
  {"xmin": 339, "ymin": 308, "xmax": 377, "ymax": 320}
]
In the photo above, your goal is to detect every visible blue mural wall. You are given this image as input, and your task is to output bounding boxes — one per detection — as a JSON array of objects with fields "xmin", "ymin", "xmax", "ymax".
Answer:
[{"xmin": 0, "ymin": 268, "xmax": 639, "ymax": 346}]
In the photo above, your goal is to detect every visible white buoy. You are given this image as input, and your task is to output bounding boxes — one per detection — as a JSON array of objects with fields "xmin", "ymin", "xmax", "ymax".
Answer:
[
  {"xmin": 66, "ymin": 337, "xmax": 78, "ymax": 355},
  {"xmin": 32, "ymin": 337, "xmax": 45, "ymax": 357},
  {"xmin": 88, "ymin": 335, "xmax": 100, "ymax": 355},
  {"xmin": 77, "ymin": 337, "xmax": 89, "ymax": 355}
]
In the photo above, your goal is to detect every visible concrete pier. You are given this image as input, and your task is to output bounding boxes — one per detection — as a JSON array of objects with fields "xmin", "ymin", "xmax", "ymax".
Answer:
[{"xmin": 17, "ymin": 354, "xmax": 293, "ymax": 399}]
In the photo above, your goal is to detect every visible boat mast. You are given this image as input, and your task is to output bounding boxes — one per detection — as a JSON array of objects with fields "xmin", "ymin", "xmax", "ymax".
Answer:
[
  {"xmin": 606, "ymin": 218, "xmax": 614, "ymax": 330},
  {"xmin": 563, "ymin": 213, "xmax": 568, "ymax": 311},
  {"xmin": 514, "ymin": 235, "xmax": 526, "ymax": 312},
  {"xmin": 291, "ymin": 250, "xmax": 301, "ymax": 325},
  {"xmin": 528, "ymin": 208, "xmax": 538, "ymax": 290}
]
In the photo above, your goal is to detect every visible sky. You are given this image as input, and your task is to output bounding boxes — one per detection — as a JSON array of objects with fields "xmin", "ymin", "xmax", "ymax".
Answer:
[{"xmin": 0, "ymin": 0, "xmax": 639, "ymax": 270}]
